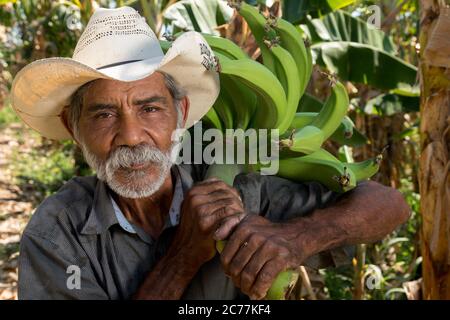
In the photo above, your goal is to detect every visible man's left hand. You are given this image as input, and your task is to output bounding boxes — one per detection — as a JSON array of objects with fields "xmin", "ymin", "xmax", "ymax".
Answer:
[{"xmin": 219, "ymin": 215, "xmax": 309, "ymax": 300}]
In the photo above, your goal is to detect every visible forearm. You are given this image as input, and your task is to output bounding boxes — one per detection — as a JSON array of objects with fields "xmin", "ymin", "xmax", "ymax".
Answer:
[
  {"xmin": 133, "ymin": 250, "xmax": 201, "ymax": 300},
  {"xmin": 288, "ymin": 181, "xmax": 411, "ymax": 258}
]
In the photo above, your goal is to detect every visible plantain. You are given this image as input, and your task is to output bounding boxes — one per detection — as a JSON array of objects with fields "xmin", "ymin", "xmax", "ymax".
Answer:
[
  {"xmin": 279, "ymin": 125, "xmax": 325, "ymax": 155},
  {"xmin": 310, "ymin": 81, "xmax": 349, "ymax": 141},
  {"xmin": 345, "ymin": 155, "xmax": 382, "ymax": 181},
  {"xmin": 219, "ymin": 58, "xmax": 287, "ymax": 129},
  {"xmin": 290, "ymin": 112, "xmax": 355, "ymax": 144},
  {"xmin": 213, "ymin": 89, "xmax": 235, "ymax": 130},
  {"xmin": 272, "ymin": 149, "xmax": 358, "ymax": 193},
  {"xmin": 202, "ymin": 106, "xmax": 223, "ymax": 131},
  {"xmin": 271, "ymin": 17, "xmax": 311, "ymax": 99},
  {"xmin": 220, "ymin": 75, "xmax": 257, "ymax": 129},
  {"xmin": 202, "ymin": 33, "xmax": 249, "ymax": 60},
  {"xmin": 237, "ymin": 2, "xmax": 277, "ymax": 74},
  {"xmin": 215, "ymin": 239, "xmax": 299, "ymax": 300},
  {"xmin": 269, "ymin": 43, "xmax": 302, "ymax": 135}
]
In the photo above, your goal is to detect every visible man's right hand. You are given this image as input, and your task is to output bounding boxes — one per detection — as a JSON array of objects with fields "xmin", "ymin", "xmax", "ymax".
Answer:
[{"xmin": 169, "ymin": 178, "xmax": 247, "ymax": 269}]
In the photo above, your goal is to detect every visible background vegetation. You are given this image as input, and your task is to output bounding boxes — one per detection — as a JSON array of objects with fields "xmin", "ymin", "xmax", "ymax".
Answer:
[{"xmin": 0, "ymin": 0, "xmax": 431, "ymax": 300}]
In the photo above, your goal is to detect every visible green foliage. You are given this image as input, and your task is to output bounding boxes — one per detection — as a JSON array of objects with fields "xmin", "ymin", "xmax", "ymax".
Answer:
[
  {"xmin": 312, "ymin": 41, "xmax": 417, "ymax": 91},
  {"xmin": 0, "ymin": 104, "xmax": 19, "ymax": 126},
  {"xmin": 322, "ymin": 175, "xmax": 421, "ymax": 300},
  {"xmin": 322, "ymin": 266, "xmax": 354, "ymax": 299},
  {"xmin": 297, "ymin": 94, "xmax": 369, "ymax": 147},
  {"xmin": 303, "ymin": 10, "xmax": 397, "ymax": 54},
  {"xmin": 163, "ymin": 0, "xmax": 233, "ymax": 35},
  {"xmin": 10, "ymin": 135, "xmax": 77, "ymax": 203},
  {"xmin": 364, "ymin": 93, "xmax": 420, "ymax": 115},
  {"xmin": 282, "ymin": 0, "xmax": 356, "ymax": 24}
]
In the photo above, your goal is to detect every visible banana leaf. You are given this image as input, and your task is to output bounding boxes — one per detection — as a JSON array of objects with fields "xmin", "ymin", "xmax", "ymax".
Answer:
[
  {"xmin": 311, "ymin": 41, "xmax": 418, "ymax": 91},
  {"xmin": 282, "ymin": 0, "xmax": 356, "ymax": 24},
  {"xmin": 363, "ymin": 93, "xmax": 420, "ymax": 115},
  {"xmin": 302, "ymin": 10, "xmax": 418, "ymax": 95},
  {"xmin": 163, "ymin": 0, "xmax": 233, "ymax": 35},
  {"xmin": 303, "ymin": 10, "xmax": 397, "ymax": 54}
]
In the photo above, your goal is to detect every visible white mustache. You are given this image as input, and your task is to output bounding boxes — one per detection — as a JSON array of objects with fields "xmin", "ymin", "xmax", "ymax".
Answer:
[{"xmin": 106, "ymin": 144, "xmax": 170, "ymax": 171}]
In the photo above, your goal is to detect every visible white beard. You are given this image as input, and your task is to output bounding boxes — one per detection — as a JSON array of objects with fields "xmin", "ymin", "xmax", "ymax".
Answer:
[{"xmin": 80, "ymin": 142, "xmax": 175, "ymax": 199}]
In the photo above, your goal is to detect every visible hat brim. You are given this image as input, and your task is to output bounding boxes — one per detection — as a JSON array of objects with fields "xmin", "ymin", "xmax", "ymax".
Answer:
[{"xmin": 10, "ymin": 32, "xmax": 220, "ymax": 140}]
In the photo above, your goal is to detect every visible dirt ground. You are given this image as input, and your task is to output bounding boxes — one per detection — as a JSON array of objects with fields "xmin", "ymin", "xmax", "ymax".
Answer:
[{"xmin": 0, "ymin": 123, "xmax": 37, "ymax": 300}]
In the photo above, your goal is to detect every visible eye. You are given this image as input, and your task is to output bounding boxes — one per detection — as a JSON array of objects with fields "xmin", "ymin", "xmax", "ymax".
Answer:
[
  {"xmin": 142, "ymin": 106, "xmax": 158, "ymax": 113},
  {"xmin": 96, "ymin": 112, "xmax": 113, "ymax": 119}
]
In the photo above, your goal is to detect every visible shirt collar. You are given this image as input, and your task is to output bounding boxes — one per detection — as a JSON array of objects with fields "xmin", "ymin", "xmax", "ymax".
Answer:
[{"xmin": 80, "ymin": 165, "xmax": 193, "ymax": 236}]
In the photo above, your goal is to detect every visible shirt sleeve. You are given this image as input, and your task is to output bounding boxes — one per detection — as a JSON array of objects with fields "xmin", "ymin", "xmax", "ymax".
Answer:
[
  {"xmin": 233, "ymin": 172, "xmax": 341, "ymax": 220},
  {"xmin": 233, "ymin": 172, "xmax": 354, "ymax": 269},
  {"xmin": 18, "ymin": 231, "xmax": 109, "ymax": 300}
]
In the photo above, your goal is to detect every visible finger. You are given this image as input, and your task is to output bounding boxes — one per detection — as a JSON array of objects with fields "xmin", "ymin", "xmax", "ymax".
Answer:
[
  {"xmin": 208, "ymin": 188, "xmax": 242, "ymax": 203},
  {"xmin": 226, "ymin": 234, "xmax": 266, "ymax": 285},
  {"xmin": 238, "ymin": 240, "xmax": 277, "ymax": 295},
  {"xmin": 191, "ymin": 191, "xmax": 242, "ymax": 210},
  {"xmin": 197, "ymin": 200, "xmax": 243, "ymax": 233},
  {"xmin": 249, "ymin": 259, "xmax": 285, "ymax": 300},
  {"xmin": 193, "ymin": 189, "xmax": 242, "ymax": 207},
  {"xmin": 213, "ymin": 212, "xmax": 247, "ymax": 241},
  {"xmin": 220, "ymin": 218, "xmax": 253, "ymax": 270},
  {"xmin": 190, "ymin": 180, "xmax": 242, "ymax": 199},
  {"xmin": 197, "ymin": 197, "xmax": 243, "ymax": 218}
]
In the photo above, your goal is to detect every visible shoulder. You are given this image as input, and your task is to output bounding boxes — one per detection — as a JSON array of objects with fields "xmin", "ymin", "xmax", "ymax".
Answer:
[{"xmin": 23, "ymin": 175, "xmax": 98, "ymax": 240}]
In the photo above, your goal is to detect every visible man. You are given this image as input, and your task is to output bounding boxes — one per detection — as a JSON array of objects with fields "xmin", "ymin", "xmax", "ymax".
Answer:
[{"xmin": 11, "ymin": 7, "xmax": 410, "ymax": 300}]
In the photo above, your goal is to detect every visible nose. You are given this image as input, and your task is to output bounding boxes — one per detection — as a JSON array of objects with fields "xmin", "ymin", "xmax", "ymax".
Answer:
[{"xmin": 114, "ymin": 114, "xmax": 148, "ymax": 147}]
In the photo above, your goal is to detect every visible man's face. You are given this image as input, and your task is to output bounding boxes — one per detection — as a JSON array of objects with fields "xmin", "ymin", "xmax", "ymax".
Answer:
[{"xmin": 76, "ymin": 72, "xmax": 186, "ymax": 198}]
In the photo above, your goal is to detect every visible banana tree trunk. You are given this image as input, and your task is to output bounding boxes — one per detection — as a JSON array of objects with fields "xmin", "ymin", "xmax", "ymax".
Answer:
[{"xmin": 419, "ymin": 0, "xmax": 450, "ymax": 299}]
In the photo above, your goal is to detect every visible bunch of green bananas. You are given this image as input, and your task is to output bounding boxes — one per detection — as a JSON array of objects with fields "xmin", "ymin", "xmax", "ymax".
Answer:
[{"xmin": 162, "ymin": 1, "xmax": 383, "ymax": 300}]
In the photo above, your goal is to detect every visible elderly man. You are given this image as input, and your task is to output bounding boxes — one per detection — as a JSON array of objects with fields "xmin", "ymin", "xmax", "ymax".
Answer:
[{"xmin": 11, "ymin": 7, "xmax": 410, "ymax": 300}]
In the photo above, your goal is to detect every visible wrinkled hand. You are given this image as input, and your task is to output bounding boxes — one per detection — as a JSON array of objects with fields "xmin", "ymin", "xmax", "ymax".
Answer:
[
  {"xmin": 220, "ymin": 215, "xmax": 307, "ymax": 300},
  {"xmin": 171, "ymin": 178, "xmax": 247, "ymax": 270}
]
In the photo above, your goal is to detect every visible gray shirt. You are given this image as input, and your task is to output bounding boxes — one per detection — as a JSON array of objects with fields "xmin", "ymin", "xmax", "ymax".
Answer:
[{"xmin": 18, "ymin": 164, "xmax": 353, "ymax": 300}]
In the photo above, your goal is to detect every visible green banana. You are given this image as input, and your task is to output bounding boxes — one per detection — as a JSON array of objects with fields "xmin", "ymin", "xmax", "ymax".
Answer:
[
  {"xmin": 237, "ymin": 2, "xmax": 293, "ymax": 129},
  {"xmin": 216, "ymin": 239, "xmax": 299, "ymax": 300},
  {"xmin": 271, "ymin": 17, "xmax": 311, "ymax": 99},
  {"xmin": 213, "ymin": 90, "xmax": 235, "ymax": 130},
  {"xmin": 310, "ymin": 81, "xmax": 349, "ymax": 141},
  {"xmin": 202, "ymin": 33, "xmax": 249, "ymax": 60},
  {"xmin": 220, "ymin": 58, "xmax": 287, "ymax": 129},
  {"xmin": 345, "ymin": 155, "xmax": 382, "ymax": 181},
  {"xmin": 272, "ymin": 149, "xmax": 357, "ymax": 193},
  {"xmin": 265, "ymin": 269, "xmax": 299, "ymax": 300},
  {"xmin": 202, "ymin": 106, "xmax": 223, "ymax": 131},
  {"xmin": 220, "ymin": 75, "xmax": 257, "ymax": 129},
  {"xmin": 279, "ymin": 125, "xmax": 324, "ymax": 155},
  {"xmin": 304, "ymin": 36, "xmax": 313, "ymax": 88},
  {"xmin": 208, "ymin": 165, "xmax": 299, "ymax": 301},
  {"xmin": 269, "ymin": 43, "xmax": 302, "ymax": 135},
  {"xmin": 300, "ymin": 148, "xmax": 381, "ymax": 183},
  {"xmin": 237, "ymin": 2, "xmax": 277, "ymax": 74},
  {"xmin": 277, "ymin": 81, "xmax": 349, "ymax": 156},
  {"xmin": 290, "ymin": 112, "xmax": 354, "ymax": 142}
]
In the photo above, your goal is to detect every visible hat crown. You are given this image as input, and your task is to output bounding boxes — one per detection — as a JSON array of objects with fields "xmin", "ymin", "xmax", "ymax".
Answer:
[{"xmin": 73, "ymin": 6, "xmax": 163, "ymax": 70}]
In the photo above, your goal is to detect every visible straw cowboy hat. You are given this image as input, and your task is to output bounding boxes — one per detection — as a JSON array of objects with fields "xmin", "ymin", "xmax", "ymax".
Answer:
[{"xmin": 10, "ymin": 6, "xmax": 220, "ymax": 140}]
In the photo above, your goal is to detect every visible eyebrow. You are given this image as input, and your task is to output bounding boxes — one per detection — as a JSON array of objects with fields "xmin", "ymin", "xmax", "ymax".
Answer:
[
  {"xmin": 86, "ymin": 96, "xmax": 168, "ymax": 114},
  {"xmin": 86, "ymin": 103, "xmax": 117, "ymax": 114},
  {"xmin": 133, "ymin": 95, "xmax": 168, "ymax": 106}
]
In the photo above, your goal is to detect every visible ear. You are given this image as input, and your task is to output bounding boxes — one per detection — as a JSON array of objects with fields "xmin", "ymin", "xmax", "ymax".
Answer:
[
  {"xmin": 60, "ymin": 106, "xmax": 81, "ymax": 146},
  {"xmin": 179, "ymin": 96, "xmax": 190, "ymax": 127}
]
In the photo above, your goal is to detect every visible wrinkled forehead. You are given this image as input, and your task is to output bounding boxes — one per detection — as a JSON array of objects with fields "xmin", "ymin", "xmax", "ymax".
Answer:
[{"xmin": 83, "ymin": 72, "xmax": 170, "ymax": 102}]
